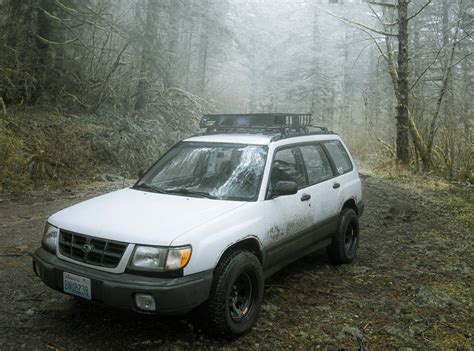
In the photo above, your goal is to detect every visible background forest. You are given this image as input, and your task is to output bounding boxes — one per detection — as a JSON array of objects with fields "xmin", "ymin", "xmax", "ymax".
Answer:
[{"xmin": 0, "ymin": 0, "xmax": 472, "ymax": 193}]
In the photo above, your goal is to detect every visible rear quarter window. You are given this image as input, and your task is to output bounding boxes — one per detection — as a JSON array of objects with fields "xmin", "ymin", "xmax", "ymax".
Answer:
[{"xmin": 324, "ymin": 140, "xmax": 353, "ymax": 175}]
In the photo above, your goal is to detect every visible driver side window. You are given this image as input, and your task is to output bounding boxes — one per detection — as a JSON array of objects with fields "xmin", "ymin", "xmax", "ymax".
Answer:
[{"xmin": 270, "ymin": 146, "xmax": 307, "ymax": 191}]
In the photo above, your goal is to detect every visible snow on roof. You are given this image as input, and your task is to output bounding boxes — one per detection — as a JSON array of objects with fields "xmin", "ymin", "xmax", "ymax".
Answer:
[{"xmin": 184, "ymin": 133, "xmax": 275, "ymax": 145}]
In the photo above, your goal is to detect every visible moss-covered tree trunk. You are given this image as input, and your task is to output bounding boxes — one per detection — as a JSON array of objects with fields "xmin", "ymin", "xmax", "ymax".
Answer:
[{"xmin": 396, "ymin": 0, "xmax": 410, "ymax": 166}]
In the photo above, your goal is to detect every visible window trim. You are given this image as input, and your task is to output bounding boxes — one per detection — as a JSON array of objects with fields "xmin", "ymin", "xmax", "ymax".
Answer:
[
  {"xmin": 321, "ymin": 140, "xmax": 354, "ymax": 175},
  {"xmin": 265, "ymin": 141, "xmax": 339, "ymax": 200}
]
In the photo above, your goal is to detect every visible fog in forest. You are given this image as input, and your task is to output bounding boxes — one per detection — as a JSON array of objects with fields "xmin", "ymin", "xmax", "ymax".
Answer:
[{"xmin": 0, "ymin": 0, "xmax": 472, "ymax": 186}]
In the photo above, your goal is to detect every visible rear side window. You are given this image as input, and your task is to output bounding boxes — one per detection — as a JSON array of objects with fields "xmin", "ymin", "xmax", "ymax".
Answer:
[
  {"xmin": 299, "ymin": 144, "xmax": 334, "ymax": 185},
  {"xmin": 324, "ymin": 140, "xmax": 353, "ymax": 175}
]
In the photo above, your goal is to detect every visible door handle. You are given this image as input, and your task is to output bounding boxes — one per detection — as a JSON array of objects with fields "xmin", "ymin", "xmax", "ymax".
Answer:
[
  {"xmin": 333, "ymin": 182, "xmax": 340, "ymax": 189},
  {"xmin": 300, "ymin": 193, "xmax": 311, "ymax": 201}
]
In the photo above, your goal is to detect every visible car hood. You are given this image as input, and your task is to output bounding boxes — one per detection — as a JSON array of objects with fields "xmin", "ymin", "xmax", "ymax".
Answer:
[{"xmin": 49, "ymin": 188, "xmax": 247, "ymax": 245}]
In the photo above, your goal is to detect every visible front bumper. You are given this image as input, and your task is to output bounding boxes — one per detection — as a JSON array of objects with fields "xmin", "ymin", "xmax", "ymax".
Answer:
[{"xmin": 32, "ymin": 248, "xmax": 213, "ymax": 315}]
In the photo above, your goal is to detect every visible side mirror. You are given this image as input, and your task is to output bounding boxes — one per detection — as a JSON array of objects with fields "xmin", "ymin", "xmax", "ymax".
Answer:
[
  {"xmin": 271, "ymin": 181, "xmax": 298, "ymax": 198},
  {"xmin": 138, "ymin": 169, "xmax": 145, "ymax": 178}
]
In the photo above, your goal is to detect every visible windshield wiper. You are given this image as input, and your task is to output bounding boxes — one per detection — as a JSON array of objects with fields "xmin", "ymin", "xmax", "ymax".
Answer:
[
  {"xmin": 164, "ymin": 188, "xmax": 219, "ymax": 199},
  {"xmin": 134, "ymin": 184, "xmax": 218, "ymax": 199},
  {"xmin": 132, "ymin": 183, "xmax": 167, "ymax": 194}
]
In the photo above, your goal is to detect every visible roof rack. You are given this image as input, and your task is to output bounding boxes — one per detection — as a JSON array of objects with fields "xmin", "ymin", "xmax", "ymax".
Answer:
[{"xmin": 197, "ymin": 113, "xmax": 335, "ymax": 141}]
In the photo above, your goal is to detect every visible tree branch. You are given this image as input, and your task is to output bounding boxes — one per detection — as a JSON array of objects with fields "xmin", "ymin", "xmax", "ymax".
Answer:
[
  {"xmin": 315, "ymin": 6, "xmax": 398, "ymax": 37},
  {"xmin": 407, "ymin": 0, "xmax": 432, "ymax": 22},
  {"xmin": 368, "ymin": 1, "xmax": 396, "ymax": 8},
  {"xmin": 427, "ymin": 14, "xmax": 462, "ymax": 151},
  {"xmin": 409, "ymin": 44, "xmax": 444, "ymax": 91},
  {"xmin": 362, "ymin": 28, "xmax": 390, "ymax": 64},
  {"xmin": 449, "ymin": 51, "xmax": 473, "ymax": 69},
  {"xmin": 367, "ymin": 2, "xmax": 398, "ymax": 27},
  {"xmin": 90, "ymin": 41, "xmax": 129, "ymax": 113}
]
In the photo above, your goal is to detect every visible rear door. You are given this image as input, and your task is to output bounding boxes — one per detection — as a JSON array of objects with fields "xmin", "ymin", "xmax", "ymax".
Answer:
[{"xmin": 299, "ymin": 143, "xmax": 339, "ymax": 240}]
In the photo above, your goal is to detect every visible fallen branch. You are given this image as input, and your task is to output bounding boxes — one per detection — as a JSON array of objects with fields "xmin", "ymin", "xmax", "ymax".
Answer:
[
  {"xmin": 55, "ymin": 0, "xmax": 77, "ymax": 13},
  {"xmin": 34, "ymin": 34, "xmax": 78, "ymax": 46},
  {"xmin": 0, "ymin": 96, "xmax": 6, "ymax": 115},
  {"xmin": 40, "ymin": 7, "xmax": 63, "ymax": 22},
  {"xmin": 64, "ymin": 92, "xmax": 90, "ymax": 108}
]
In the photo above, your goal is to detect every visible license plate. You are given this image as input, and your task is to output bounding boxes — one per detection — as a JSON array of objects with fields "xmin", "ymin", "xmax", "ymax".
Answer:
[{"xmin": 63, "ymin": 272, "xmax": 91, "ymax": 300}]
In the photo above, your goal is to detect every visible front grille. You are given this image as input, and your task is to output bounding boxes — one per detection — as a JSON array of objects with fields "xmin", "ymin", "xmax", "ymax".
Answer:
[{"xmin": 59, "ymin": 230, "xmax": 128, "ymax": 268}]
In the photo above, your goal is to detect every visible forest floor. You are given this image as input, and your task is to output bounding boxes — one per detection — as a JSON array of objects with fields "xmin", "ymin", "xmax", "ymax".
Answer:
[{"xmin": 0, "ymin": 172, "xmax": 472, "ymax": 350}]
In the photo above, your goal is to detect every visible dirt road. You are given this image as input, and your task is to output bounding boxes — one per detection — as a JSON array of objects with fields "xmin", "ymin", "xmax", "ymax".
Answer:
[{"xmin": 0, "ymin": 174, "xmax": 472, "ymax": 350}]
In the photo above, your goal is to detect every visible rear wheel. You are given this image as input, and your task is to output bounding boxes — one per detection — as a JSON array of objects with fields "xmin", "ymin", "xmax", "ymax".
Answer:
[
  {"xmin": 327, "ymin": 208, "xmax": 359, "ymax": 264},
  {"xmin": 205, "ymin": 250, "xmax": 264, "ymax": 339}
]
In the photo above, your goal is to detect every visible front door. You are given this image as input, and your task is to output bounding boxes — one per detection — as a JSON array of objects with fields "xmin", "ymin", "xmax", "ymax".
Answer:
[{"xmin": 263, "ymin": 145, "xmax": 314, "ymax": 270}]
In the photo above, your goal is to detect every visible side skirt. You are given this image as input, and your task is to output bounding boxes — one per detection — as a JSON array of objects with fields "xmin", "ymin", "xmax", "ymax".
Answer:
[
  {"xmin": 263, "ymin": 237, "xmax": 331, "ymax": 280},
  {"xmin": 262, "ymin": 215, "xmax": 338, "ymax": 280}
]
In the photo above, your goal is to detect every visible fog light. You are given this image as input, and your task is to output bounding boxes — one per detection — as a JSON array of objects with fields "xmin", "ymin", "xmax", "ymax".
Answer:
[{"xmin": 135, "ymin": 293, "xmax": 156, "ymax": 312}]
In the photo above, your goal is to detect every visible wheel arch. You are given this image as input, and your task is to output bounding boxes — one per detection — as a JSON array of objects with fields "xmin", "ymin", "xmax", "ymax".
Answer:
[
  {"xmin": 341, "ymin": 197, "xmax": 358, "ymax": 215},
  {"xmin": 216, "ymin": 236, "xmax": 264, "ymax": 267}
]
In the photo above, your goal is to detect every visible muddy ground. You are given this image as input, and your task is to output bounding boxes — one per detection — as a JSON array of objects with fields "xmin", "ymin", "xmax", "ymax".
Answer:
[{"xmin": 0, "ymin": 174, "xmax": 472, "ymax": 350}]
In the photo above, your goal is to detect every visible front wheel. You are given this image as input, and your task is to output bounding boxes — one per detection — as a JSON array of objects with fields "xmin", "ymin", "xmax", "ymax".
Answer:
[
  {"xmin": 327, "ymin": 208, "xmax": 360, "ymax": 264},
  {"xmin": 206, "ymin": 250, "xmax": 264, "ymax": 339}
]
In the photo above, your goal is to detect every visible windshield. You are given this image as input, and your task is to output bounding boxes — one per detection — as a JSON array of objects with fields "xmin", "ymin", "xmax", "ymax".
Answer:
[{"xmin": 134, "ymin": 142, "xmax": 268, "ymax": 201}]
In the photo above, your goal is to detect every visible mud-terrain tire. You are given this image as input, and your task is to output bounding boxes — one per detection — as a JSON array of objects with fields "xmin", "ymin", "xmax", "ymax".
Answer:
[
  {"xmin": 205, "ymin": 250, "xmax": 264, "ymax": 339},
  {"xmin": 327, "ymin": 208, "xmax": 360, "ymax": 264}
]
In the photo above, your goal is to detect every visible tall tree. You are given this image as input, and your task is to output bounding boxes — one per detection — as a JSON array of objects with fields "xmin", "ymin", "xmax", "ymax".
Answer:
[
  {"xmin": 395, "ymin": 0, "xmax": 410, "ymax": 164},
  {"xmin": 134, "ymin": 0, "xmax": 159, "ymax": 111},
  {"xmin": 196, "ymin": 0, "xmax": 210, "ymax": 94}
]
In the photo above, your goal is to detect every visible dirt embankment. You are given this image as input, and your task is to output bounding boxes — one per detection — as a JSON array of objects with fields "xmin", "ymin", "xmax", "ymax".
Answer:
[{"xmin": 0, "ymin": 174, "xmax": 472, "ymax": 349}]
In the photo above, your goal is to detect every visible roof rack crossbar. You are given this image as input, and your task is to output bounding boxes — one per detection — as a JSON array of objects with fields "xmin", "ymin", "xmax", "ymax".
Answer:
[{"xmin": 197, "ymin": 113, "xmax": 335, "ymax": 140}]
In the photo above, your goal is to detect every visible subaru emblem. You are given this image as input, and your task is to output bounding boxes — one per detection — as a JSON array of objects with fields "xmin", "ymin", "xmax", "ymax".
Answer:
[{"xmin": 82, "ymin": 244, "xmax": 93, "ymax": 253}]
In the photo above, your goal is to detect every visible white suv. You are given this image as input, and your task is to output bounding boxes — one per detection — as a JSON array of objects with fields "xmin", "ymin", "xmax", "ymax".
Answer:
[{"xmin": 33, "ymin": 114, "xmax": 364, "ymax": 338}]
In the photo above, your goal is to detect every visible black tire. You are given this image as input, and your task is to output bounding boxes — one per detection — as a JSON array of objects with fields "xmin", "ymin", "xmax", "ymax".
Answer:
[
  {"xmin": 205, "ymin": 250, "xmax": 264, "ymax": 339},
  {"xmin": 327, "ymin": 208, "xmax": 360, "ymax": 264}
]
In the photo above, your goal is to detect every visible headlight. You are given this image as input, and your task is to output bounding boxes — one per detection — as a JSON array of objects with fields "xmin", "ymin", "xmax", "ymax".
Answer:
[
  {"xmin": 42, "ymin": 223, "xmax": 59, "ymax": 253},
  {"xmin": 130, "ymin": 245, "xmax": 192, "ymax": 271},
  {"xmin": 130, "ymin": 246, "xmax": 167, "ymax": 270}
]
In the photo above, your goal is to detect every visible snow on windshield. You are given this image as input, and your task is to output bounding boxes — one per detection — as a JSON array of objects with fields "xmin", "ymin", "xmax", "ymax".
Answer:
[
  {"xmin": 144, "ymin": 143, "xmax": 267, "ymax": 201},
  {"xmin": 210, "ymin": 145, "xmax": 267, "ymax": 199}
]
